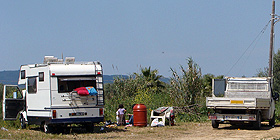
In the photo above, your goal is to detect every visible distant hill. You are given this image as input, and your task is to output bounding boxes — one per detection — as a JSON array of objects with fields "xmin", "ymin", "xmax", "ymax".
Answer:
[
  {"xmin": 0, "ymin": 70, "xmax": 169, "ymax": 85},
  {"xmin": 0, "ymin": 70, "xmax": 19, "ymax": 85}
]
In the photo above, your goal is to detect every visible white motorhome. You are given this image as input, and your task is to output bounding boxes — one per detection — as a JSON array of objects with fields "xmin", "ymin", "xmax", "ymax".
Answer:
[{"xmin": 2, "ymin": 56, "xmax": 104, "ymax": 133}]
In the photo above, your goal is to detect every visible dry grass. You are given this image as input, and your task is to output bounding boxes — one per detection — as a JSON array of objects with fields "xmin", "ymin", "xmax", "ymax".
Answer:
[
  {"xmin": 1, "ymin": 122, "xmax": 280, "ymax": 140},
  {"xmin": 0, "ymin": 122, "xmax": 190, "ymax": 140}
]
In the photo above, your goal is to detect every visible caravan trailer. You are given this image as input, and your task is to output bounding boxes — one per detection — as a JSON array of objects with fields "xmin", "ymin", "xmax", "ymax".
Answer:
[{"xmin": 2, "ymin": 56, "xmax": 104, "ymax": 133}]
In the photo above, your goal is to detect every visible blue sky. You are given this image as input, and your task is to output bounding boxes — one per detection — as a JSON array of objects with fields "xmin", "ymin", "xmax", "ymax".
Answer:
[{"xmin": 0, "ymin": 1, "xmax": 277, "ymax": 77}]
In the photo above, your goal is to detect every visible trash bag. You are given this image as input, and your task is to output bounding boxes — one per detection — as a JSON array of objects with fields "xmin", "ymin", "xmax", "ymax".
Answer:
[{"xmin": 151, "ymin": 118, "xmax": 159, "ymax": 127}]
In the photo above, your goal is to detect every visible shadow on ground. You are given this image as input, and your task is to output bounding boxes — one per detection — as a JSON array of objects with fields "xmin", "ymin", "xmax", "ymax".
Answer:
[
  {"xmin": 218, "ymin": 123, "xmax": 277, "ymax": 130},
  {"xmin": 30, "ymin": 125, "xmax": 126, "ymax": 134}
]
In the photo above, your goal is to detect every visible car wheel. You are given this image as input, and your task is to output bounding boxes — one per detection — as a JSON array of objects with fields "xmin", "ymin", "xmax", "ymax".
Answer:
[{"xmin": 212, "ymin": 120, "xmax": 219, "ymax": 128}]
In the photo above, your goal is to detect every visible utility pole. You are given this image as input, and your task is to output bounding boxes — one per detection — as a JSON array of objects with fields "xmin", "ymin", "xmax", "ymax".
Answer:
[{"xmin": 269, "ymin": 0, "xmax": 275, "ymax": 77}]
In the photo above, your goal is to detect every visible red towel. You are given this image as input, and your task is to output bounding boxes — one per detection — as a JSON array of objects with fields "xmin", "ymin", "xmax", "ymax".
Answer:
[{"xmin": 74, "ymin": 87, "xmax": 89, "ymax": 96}]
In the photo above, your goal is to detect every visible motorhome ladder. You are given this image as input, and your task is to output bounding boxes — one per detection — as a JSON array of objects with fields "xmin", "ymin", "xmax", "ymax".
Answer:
[{"xmin": 96, "ymin": 68, "xmax": 104, "ymax": 106}]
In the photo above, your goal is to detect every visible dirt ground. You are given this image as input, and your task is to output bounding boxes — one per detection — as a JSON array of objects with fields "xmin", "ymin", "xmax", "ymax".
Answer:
[
  {"xmin": 173, "ymin": 122, "xmax": 280, "ymax": 140},
  {"xmin": 2, "ymin": 122, "xmax": 280, "ymax": 139},
  {"xmin": 77, "ymin": 122, "xmax": 280, "ymax": 140}
]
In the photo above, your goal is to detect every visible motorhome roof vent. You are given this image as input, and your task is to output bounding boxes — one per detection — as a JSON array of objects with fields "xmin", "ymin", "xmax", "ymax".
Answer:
[
  {"xmin": 65, "ymin": 57, "xmax": 75, "ymax": 64},
  {"xmin": 44, "ymin": 56, "xmax": 58, "ymax": 64}
]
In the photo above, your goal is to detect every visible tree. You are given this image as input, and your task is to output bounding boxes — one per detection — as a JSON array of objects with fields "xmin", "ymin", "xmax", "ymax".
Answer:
[
  {"xmin": 273, "ymin": 49, "xmax": 280, "ymax": 93},
  {"xmin": 255, "ymin": 49, "xmax": 280, "ymax": 93},
  {"xmin": 170, "ymin": 57, "xmax": 203, "ymax": 106},
  {"xmin": 255, "ymin": 67, "xmax": 269, "ymax": 77},
  {"xmin": 134, "ymin": 67, "xmax": 165, "ymax": 89}
]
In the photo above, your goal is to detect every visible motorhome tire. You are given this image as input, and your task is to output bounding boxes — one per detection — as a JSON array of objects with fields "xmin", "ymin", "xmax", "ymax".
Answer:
[
  {"xmin": 253, "ymin": 112, "xmax": 261, "ymax": 130},
  {"xmin": 85, "ymin": 123, "xmax": 94, "ymax": 133},
  {"xmin": 43, "ymin": 123, "xmax": 53, "ymax": 133},
  {"xmin": 212, "ymin": 120, "xmax": 219, "ymax": 128}
]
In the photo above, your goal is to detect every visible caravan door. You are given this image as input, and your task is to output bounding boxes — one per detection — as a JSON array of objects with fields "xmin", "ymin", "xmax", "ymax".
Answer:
[{"xmin": 2, "ymin": 85, "xmax": 25, "ymax": 120}]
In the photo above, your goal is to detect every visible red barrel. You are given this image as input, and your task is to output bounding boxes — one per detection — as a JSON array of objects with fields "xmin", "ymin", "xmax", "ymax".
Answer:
[{"xmin": 133, "ymin": 104, "xmax": 147, "ymax": 127}]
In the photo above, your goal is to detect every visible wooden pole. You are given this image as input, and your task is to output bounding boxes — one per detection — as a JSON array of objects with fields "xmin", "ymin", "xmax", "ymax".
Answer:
[{"xmin": 269, "ymin": 0, "xmax": 275, "ymax": 77}]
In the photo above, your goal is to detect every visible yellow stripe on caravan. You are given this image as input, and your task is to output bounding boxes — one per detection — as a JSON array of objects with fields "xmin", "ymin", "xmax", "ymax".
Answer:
[{"xmin": 230, "ymin": 100, "xmax": 244, "ymax": 104}]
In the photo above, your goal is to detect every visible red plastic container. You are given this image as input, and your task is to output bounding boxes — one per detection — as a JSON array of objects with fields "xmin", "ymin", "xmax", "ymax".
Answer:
[{"xmin": 133, "ymin": 104, "xmax": 147, "ymax": 127}]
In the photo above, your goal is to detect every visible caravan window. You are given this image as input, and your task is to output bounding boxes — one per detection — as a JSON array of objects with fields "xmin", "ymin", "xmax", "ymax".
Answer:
[
  {"xmin": 39, "ymin": 72, "xmax": 44, "ymax": 82},
  {"xmin": 57, "ymin": 76, "xmax": 96, "ymax": 93},
  {"xmin": 21, "ymin": 70, "xmax": 25, "ymax": 79},
  {"xmin": 28, "ymin": 77, "xmax": 37, "ymax": 93}
]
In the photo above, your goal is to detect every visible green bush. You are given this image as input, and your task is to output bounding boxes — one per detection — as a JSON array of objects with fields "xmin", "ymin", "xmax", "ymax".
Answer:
[{"xmin": 275, "ymin": 101, "xmax": 280, "ymax": 123}]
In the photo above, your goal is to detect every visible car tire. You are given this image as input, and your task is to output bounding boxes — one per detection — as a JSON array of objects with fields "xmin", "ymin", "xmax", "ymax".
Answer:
[
  {"xmin": 253, "ymin": 112, "xmax": 261, "ymax": 130},
  {"xmin": 212, "ymin": 120, "xmax": 219, "ymax": 128}
]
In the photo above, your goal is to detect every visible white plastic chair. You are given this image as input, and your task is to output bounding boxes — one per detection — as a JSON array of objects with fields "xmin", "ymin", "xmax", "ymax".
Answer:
[{"xmin": 150, "ymin": 110, "xmax": 170, "ymax": 126}]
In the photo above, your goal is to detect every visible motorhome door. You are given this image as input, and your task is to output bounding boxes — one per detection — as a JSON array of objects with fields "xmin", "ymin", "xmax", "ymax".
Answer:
[{"xmin": 2, "ymin": 85, "xmax": 25, "ymax": 120}]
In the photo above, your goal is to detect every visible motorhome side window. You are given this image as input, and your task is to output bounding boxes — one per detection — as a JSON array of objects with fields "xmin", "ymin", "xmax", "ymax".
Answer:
[
  {"xmin": 58, "ymin": 76, "xmax": 96, "ymax": 93},
  {"xmin": 28, "ymin": 77, "xmax": 37, "ymax": 93},
  {"xmin": 39, "ymin": 72, "xmax": 44, "ymax": 82},
  {"xmin": 21, "ymin": 70, "xmax": 25, "ymax": 79}
]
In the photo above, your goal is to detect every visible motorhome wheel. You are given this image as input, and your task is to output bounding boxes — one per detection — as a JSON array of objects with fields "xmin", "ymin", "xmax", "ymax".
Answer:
[{"xmin": 85, "ymin": 122, "xmax": 94, "ymax": 133}]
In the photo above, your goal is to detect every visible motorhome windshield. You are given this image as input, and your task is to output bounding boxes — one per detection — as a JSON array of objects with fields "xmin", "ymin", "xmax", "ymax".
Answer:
[
  {"xmin": 227, "ymin": 82, "xmax": 268, "ymax": 91},
  {"xmin": 58, "ymin": 76, "xmax": 96, "ymax": 93}
]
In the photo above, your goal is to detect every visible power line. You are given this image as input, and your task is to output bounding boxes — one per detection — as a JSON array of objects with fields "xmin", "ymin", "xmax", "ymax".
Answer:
[{"xmin": 226, "ymin": 20, "xmax": 271, "ymax": 76}]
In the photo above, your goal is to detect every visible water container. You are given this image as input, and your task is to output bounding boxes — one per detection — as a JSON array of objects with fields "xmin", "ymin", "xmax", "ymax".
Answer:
[
  {"xmin": 13, "ymin": 92, "xmax": 17, "ymax": 99},
  {"xmin": 133, "ymin": 104, "xmax": 147, "ymax": 127}
]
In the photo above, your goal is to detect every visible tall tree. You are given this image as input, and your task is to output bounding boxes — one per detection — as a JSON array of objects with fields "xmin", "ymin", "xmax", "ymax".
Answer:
[
  {"xmin": 256, "ymin": 49, "xmax": 280, "ymax": 93},
  {"xmin": 170, "ymin": 57, "xmax": 202, "ymax": 106},
  {"xmin": 273, "ymin": 49, "xmax": 280, "ymax": 93}
]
